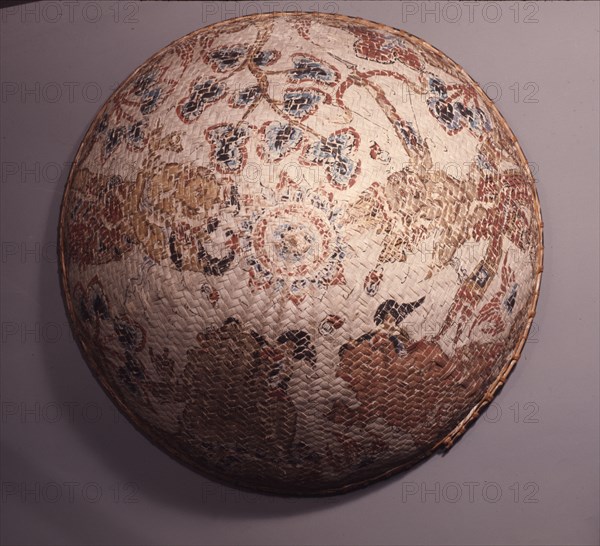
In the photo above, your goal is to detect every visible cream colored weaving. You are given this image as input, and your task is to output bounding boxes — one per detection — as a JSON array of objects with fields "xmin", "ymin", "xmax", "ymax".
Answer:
[{"xmin": 59, "ymin": 13, "xmax": 543, "ymax": 495}]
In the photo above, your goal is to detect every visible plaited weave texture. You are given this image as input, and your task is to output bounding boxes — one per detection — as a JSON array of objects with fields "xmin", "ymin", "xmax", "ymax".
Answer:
[{"xmin": 59, "ymin": 12, "xmax": 543, "ymax": 495}]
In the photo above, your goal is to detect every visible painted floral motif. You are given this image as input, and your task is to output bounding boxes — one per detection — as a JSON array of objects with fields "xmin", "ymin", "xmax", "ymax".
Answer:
[
  {"xmin": 395, "ymin": 120, "xmax": 424, "ymax": 154},
  {"xmin": 128, "ymin": 65, "xmax": 172, "ymax": 115},
  {"xmin": 65, "ymin": 169, "xmax": 136, "ymax": 264},
  {"xmin": 302, "ymin": 128, "xmax": 361, "ymax": 190},
  {"xmin": 318, "ymin": 314, "xmax": 344, "ymax": 335},
  {"xmin": 478, "ymin": 168, "xmax": 536, "ymax": 252},
  {"xmin": 132, "ymin": 162, "xmax": 241, "ymax": 274},
  {"xmin": 288, "ymin": 16, "xmax": 312, "ymax": 41},
  {"xmin": 349, "ymin": 25, "xmax": 422, "ymax": 70},
  {"xmin": 363, "ymin": 266, "xmax": 384, "ymax": 296},
  {"xmin": 365, "ymin": 166, "xmax": 476, "ymax": 275},
  {"xmin": 204, "ymin": 45, "xmax": 248, "ymax": 72},
  {"xmin": 201, "ymin": 283, "xmax": 220, "ymax": 307},
  {"xmin": 468, "ymin": 254, "xmax": 517, "ymax": 338},
  {"xmin": 427, "ymin": 75, "xmax": 492, "ymax": 136},
  {"xmin": 102, "ymin": 120, "xmax": 148, "ymax": 159},
  {"xmin": 240, "ymin": 174, "xmax": 347, "ymax": 304},
  {"xmin": 257, "ymin": 121, "xmax": 303, "ymax": 161},
  {"xmin": 113, "ymin": 61, "xmax": 178, "ymax": 120},
  {"xmin": 72, "ymin": 276, "xmax": 110, "ymax": 333},
  {"xmin": 330, "ymin": 296, "xmax": 449, "ymax": 438},
  {"xmin": 176, "ymin": 79, "xmax": 226, "ymax": 123},
  {"xmin": 342, "ymin": 181, "xmax": 391, "ymax": 235},
  {"xmin": 282, "ymin": 87, "xmax": 330, "ymax": 121},
  {"xmin": 87, "ymin": 61, "xmax": 179, "ymax": 161},
  {"xmin": 333, "ymin": 336, "xmax": 455, "ymax": 442},
  {"xmin": 253, "ymin": 49, "xmax": 281, "ymax": 67},
  {"xmin": 287, "ymin": 54, "xmax": 340, "ymax": 85},
  {"xmin": 71, "ymin": 276, "xmax": 148, "ymax": 397},
  {"xmin": 205, "ymin": 123, "xmax": 251, "ymax": 174},
  {"xmin": 83, "ymin": 108, "xmax": 148, "ymax": 161},
  {"xmin": 113, "ymin": 315, "xmax": 147, "ymax": 394},
  {"xmin": 369, "ymin": 142, "xmax": 391, "ymax": 164},
  {"xmin": 437, "ymin": 170, "xmax": 537, "ymax": 343},
  {"xmin": 179, "ymin": 318, "xmax": 299, "ymax": 454},
  {"xmin": 229, "ymin": 85, "xmax": 261, "ymax": 108},
  {"xmin": 164, "ymin": 33, "xmax": 198, "ymax": 70}
]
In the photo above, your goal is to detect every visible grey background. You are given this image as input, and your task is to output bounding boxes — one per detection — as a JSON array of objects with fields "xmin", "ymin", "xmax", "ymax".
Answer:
[{"xmin": 1, "ymin": 1, "xmax": 598, "ymax": 545}]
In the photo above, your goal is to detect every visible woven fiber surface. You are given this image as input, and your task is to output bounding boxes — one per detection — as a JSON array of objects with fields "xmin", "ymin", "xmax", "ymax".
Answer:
[{"xmin": 59, "ymin": 12, "xmax": 543, "ymax": 496}]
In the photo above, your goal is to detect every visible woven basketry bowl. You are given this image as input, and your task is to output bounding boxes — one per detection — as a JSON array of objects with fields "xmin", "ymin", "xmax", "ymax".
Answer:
[{"xmin": 59, "ymin": 12, "xmax": 543, "ymax": 495}]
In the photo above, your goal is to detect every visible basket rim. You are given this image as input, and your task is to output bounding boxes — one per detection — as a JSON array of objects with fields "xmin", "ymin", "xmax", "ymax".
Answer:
[{"xmin": 57, "ymin": 10, "xmax": 544, "ymax": 497}]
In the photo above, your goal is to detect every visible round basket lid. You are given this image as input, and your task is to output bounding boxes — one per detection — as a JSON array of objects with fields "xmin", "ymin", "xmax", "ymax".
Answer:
[{"xmin": 59, "ymin": 12, "xmax": 543, "ymax": 495}]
